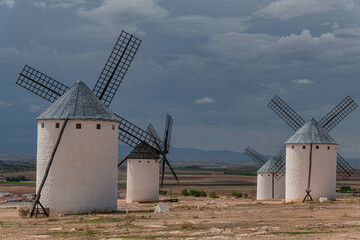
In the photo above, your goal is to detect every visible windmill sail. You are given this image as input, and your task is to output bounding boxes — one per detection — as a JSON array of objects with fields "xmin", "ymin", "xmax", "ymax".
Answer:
[
  {"xmin": 17, "ymin": 65, "xmax": 69, "ymax": 103},
  {"xmin": 93, "ymin": 31, "xmax": 142, "ymax": 107}
]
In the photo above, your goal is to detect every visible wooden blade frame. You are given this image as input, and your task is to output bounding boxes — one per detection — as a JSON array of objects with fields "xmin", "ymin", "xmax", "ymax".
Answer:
[
  {"xmin": 319, "ymin": 96, "xmax": 358, "ymax": 132},
  {"xmin": 244, "ymin": 146, "xmax": 268, "ymax": 166},
  {"xmin": 163, "ymin": 114, "xmax": 173, "ymax": 152},
  {"xmin": 16, "ymin": 65, "xmax": 69, "ymax": 103},
  {"xmin": 93, "ymin": 31, "xmax": 142, "ymax": 107}
]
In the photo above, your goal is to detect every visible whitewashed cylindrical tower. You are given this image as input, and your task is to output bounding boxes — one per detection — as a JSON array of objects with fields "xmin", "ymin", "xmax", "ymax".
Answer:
[
  {"xmin": 126, "ymin": 142, "xmax": 160, "ymax": 202},
  {"xmin": 285, "ymin": 118, "xmax": 337, "ymax": 202},
  {"xmin": 257, "ymin": 157, "xmax": 285, "ymax": 200},
  {"xmin": 36, "ymin": 81, "xmax": 119, "ymax": 214}
]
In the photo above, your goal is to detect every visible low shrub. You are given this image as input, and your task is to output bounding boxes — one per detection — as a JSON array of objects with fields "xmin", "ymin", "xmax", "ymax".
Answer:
[
  {"xmin": 232, "ymin": 191, "xmax": 243, "ymax": 198},
  {"xmin": 181, "ymin": 189, "xmax": 189, "ymax": 196},
  {"xmin": 210, "ymin": 191, "xmax": 219, "ymax": 198},
  {"xmin": 159, "ymin": 190, "xmax": 168, "ymax": 195}
]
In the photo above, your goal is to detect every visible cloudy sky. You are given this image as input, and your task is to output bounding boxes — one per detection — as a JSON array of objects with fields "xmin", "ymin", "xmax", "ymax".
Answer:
[{"xmin": 1, "ymin": 0, "xmax": 360, "ymax": 158}]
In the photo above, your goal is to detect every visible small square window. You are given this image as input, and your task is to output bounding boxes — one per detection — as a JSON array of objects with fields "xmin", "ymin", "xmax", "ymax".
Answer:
[
  {"xmin": 292, "ymin": 145, "xmax": 294, "ymax": 149},
  {"xmin": 112, "ymin": 125, "xmax": 115, "ymax": 130},
  {"xmin": 139, "ymin": 160, "xmax": 141, "ymax": 163},
  {"xmin": 76, "ymin": 123, "xmax": 82, "ymax": 129},
  {"xmin": 302, "ymin": 146, "xmax": 306, "ymax": 149},
  {"xmin": 55, "ymin": 123, "xmax": 60, "ymax": 128},
  {"xmin": 316, "ymin": 146, "xmax": 319, "ymax": 149},
  {"xmin": 147, "ymin": 161, "xmax": 150, "ymax": 163},
  {"xmin": 327, "ymin": 146, "xmax": 330, "ymax": 150},
  {"xmin": 41, "ymin": 123, "xmax": 44, "ymax": 128},
  {"xmin": 96, "ymin": 124, "xmax": 101, "ymax": 130}
]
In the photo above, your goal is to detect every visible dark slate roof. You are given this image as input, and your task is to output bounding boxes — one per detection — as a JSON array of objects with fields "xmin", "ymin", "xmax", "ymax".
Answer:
[
  {"xmin": 285, "ymin": 118, "xmax": 337, "ymax": 144},
  {"xmin": 37, "ymin": 81, "xmax": 119, "ymax": 122},
  {"xmin": 126, "ymin": 142, "xmax": 160, "ymax": 159},
  {"xmin": 257, "ymin": 157, "xmax": 277, "ymax": 173}
]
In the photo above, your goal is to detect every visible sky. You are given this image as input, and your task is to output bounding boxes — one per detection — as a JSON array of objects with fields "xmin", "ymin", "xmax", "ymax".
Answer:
[{"xmin": 1, "ymin": 0, "xmax": 360, "ymax": 158}]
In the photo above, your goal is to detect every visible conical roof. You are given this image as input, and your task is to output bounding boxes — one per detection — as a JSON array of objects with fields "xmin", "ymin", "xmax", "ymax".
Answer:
[
  {"xmin": 285, "ymin": 118, "xmax": 337, "ymax": 144},
  {"xmin": 126, "ymin": 141, "xmax": 160, "ymax": 159},
  {"xmin": 257, "ymin": 157, "xmax": 277, "ymax": 173},
  {"xmin": 37, "ymin": 81, "xmax": 119, "ymax": 122}
]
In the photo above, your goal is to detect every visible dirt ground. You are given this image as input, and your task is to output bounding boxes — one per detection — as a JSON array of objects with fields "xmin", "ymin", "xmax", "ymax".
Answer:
[{"xmin": 1, "ymin": 197, "xmax": 360, "ymax": 240}]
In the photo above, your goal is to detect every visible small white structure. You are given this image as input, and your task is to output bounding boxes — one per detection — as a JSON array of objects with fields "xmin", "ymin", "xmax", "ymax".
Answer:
[
  {"xmin": 257, "ymin": 157, "xmax": 285, "ymax": 200},
  {"xmin": 285, "ymin": 118, "xmax": 338, "ymax": 202},
  {"xmin": 36, "ymin": 81, "xmax": 119, "ymax": 214},
  {"xmin": 126, "ymin": 142, "xmax": 160, "ymax": 202}
]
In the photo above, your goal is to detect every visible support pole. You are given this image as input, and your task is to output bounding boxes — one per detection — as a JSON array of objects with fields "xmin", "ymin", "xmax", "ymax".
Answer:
[
  {"xmin": 303, "ymin": 143, "xmax": 313, "ymax": 203},
  {"xmin": 30, "ymin": 119, "xmax": 68, "ymax": 217},
  {"xmin": 272, "ymin": 174, "xmax": 275, "ymax": 199}
]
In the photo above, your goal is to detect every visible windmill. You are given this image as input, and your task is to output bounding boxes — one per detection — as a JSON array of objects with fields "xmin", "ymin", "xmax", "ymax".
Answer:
[
  {"xmin": 244, "ymin": 147, "xmax": 285, "ymax": 200},
  {"xmin": 118, "ymin": 114, "xmax": 179, "ymax": 202},
  {"xmin": 284, "ymin": 118, "xmax": 338, "ymax": 202},
  {"xmin": 267, "ymin": 95, "xmax": 357, "ymax": 181},
  {"xmin": 16, "ymin": 31, "xmax": 178, "ymax": 216}
]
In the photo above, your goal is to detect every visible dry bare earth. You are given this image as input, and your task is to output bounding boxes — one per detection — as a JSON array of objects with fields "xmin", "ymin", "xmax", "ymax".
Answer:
[{"xmin": 1, "ymin": 197, "xmax": 360, "ymax": 239}]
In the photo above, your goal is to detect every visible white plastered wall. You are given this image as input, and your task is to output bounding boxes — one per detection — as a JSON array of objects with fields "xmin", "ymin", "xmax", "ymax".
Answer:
[
  {"xmin": 126, "ymin": 159, "xmax": 159, "ymax": 202},
  {"xmin": 285, "ymin": 143, "xmax": 337, "ymax": 202},
  {"xmin": 36, "ymin": 120, "xmax": 118, "ymax": 214},
  {"xmin": 257, "ymin": 173, "xmax": 285, "ymax": 200}
]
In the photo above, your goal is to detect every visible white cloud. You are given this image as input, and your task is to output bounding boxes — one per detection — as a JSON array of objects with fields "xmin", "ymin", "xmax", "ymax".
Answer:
[
  {"xmin": 32, "ymin": 0, "xmax": 86, "ymax": 9},
  {"xmin": 291, "ymin": 78, "xmax": 314, "ymax": 84},
  {"xmin": 28, "ymin": 104, "xmax": 44, "ymax": 113},
  {"xmin": 0, "ymin": 101, "xmax": 12, "ymax": 108},
  {"xmin": 77, "ymin": 0, "xmax": 168, "ymax": 35},
  {"xmin": 160, "ymin": 15, "xmax": 248, "ymax": 37},
  {"xmin": 194, "ymin": 97, "xmax": 215, "ymax": 104},
  {"xmin": 256, "ymin": 0, "xmax": 357, "ymax": 21},
  {"xmin": 0, "ymin": 0, "xmax": 15, "ymax": 8},
  {"xmin": 202, "ymin": 29, "xmax": 360, "ymax": 72},
  {"xmin": 332, "ymin": 23, "xmax": 360, "ymax": 37}
]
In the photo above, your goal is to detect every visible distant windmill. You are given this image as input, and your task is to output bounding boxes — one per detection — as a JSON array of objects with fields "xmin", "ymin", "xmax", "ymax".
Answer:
[
  {"xmin": 16, "ymin": 31, "xmax": 178, "ymax": 216},
  {"xmin": 267, "ymin": 95, "xmax": 357, "ymax": 180},
  {"xmin": 244, "ymin": 147, "xmax": 285, "ymax": 200},
  {"xmin": 118, "ymin": 114, "xmax": 178, "ymax": 202}
]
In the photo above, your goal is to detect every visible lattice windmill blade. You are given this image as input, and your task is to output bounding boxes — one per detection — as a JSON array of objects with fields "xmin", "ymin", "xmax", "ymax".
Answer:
[
  {"xmin": 244, "ymin": 147, "xmax": 268, "ymax": 166},
  {"xmin": 336, "ymin": 154, "xmax": 356, "ymax": 180},
  {"xmin": 319, "ymin": 96, "xmax": 358, "ymax": 132},
  {"xmin": 147, "ymin": 123, "xmax": 163, "ymax": 150},
  {"xmin": 16, "ymin": 65, "xmax": 69, "ymax": 103},
  {"xmin": 116, "ymin": 114, "xmax": 164, "ymax": 153},
  {"xmin": 163, "ymin": 114, "xmax": 173, "ymax": 152},
  {"xmin": 161, "ymin": 155, "xmax": 179, "ymax": 186},
  {"xmin": 269, "ymin": 144, "xmax": 286, "ymax": 178},
  {"xmin": 93, "ymin": 31, "xmax": 142, "ymax": 107},
  {"xmin": 268, "ymin": 95, "xmax": 306, "ymax": 131}
]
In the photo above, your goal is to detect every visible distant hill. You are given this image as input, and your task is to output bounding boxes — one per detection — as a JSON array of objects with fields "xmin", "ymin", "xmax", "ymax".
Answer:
[{"xmin": 1, "ymin": 143, "xmax": 359, "ymax": 168}]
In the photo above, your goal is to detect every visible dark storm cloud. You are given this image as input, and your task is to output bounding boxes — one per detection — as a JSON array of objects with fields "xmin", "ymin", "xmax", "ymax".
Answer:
[{"xmin": 1, "ymin": 0, "xmax": 360, "ymax": 157}]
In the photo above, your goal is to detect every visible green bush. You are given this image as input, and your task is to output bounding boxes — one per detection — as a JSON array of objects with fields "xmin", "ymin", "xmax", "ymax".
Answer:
[
  {"xmin": 210, "ymin": 191, "xmax": 219, "ymax": 198},
  {"xmin": 159, "ymin": 190, "xmax": 168, "ymax": 195},
  {"xmin": 188, "ymin": 189, "xmax": 207, "ymax": 197},
  {"xmin": 244, "ymin": 193, "xmax": 248, "ymax": 198},
  {"xmin": 199, "ymin": 191, "xmax": 207, "ymax": 197},
  {"xmin": 339, "ymin": 186, "xmax": 352, "ymax": 193},
  {"xmin": 5, "ymin": 175, "xmax": 28, "ymax": 182},
  {"xmin": 181, "ymin": 189, "xmax": 189, "ymax": 196},
  {"xmin": 232, "ymin": 191, "xmax": 242, "ymax": 198}
]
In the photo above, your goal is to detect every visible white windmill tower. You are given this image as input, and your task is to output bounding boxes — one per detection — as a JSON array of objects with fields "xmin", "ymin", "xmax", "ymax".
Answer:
[
  {"xmin": 285, "ymin": 118, "xmax": 338, "ymax": 202},
  {"xmin": 244, "ymin": 147, "xmax": 285, "ymax": 200},
  {"xmin": 16, "ymin": 31, "xmax": 178, "ymax": 217},
  {"xmin": 118, "ymin": 115, "xmax": 178, "ymax": 202},
  {"xmin": 36, "ymin": 81, "xmax": 120, "ymax": 214},
  {"xmin": 125, "ymin": 142, "xmax": 160, "ymax": 202},
  {"xmin": 256, "ymin": 157, "xmax": 285, "ymax": 200}
]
